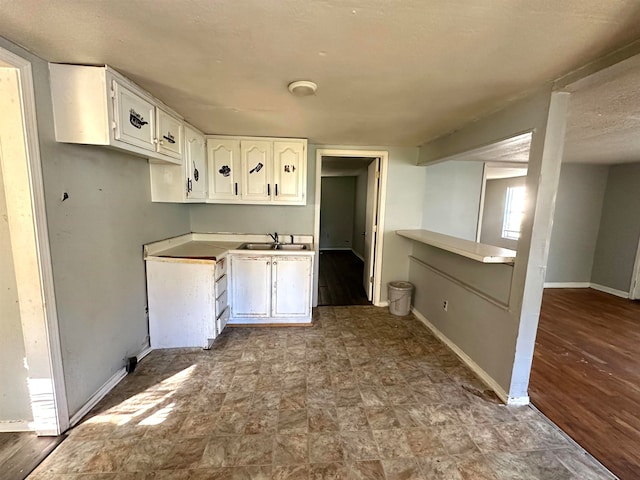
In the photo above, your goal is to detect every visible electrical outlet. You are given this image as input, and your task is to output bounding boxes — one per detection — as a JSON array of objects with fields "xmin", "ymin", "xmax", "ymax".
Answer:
[{"xmin": 443, "ymin": 300, "xmax": 448, "ymax": 312}]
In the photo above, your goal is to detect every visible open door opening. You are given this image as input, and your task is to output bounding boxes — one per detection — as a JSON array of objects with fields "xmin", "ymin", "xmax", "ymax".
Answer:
[
  {"xmin": 0, "ymin": 47, "xmax": 67, "ymax": 441},
  {"xmin": 314, "ymin": 149, "xmax": 387, "ymax": 307}
]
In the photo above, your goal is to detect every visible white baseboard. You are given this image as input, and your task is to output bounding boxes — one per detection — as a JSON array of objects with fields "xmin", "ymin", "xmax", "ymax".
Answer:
[
  {"xmin": 543, "ymin": 281, "xmax": 629, "ymax": 299},
  {"xmin": 411, "ymin": 307, "xmax": 518, "ymax": 405},
  {"xmin": 590, "ymin": 283, "xmax": 629, "ymax": 299},
  {"xmin": 69, "ymin": 344, "xmax": 152, "ymax": 427},
  {"xmin": 352, "ymin": 249, "xmax": 365, "ymax": 262},
  {"xmin": 0, "ymin": 420, "xmax": 33, "ymax": 432},
  {"xmin": 377, "ymin": 300, "xmax": 389, "ymax": 308},
  {"xmin": 543, "ymin": 282, "xmax": 590, "ymax": 288},
  {"xmin": 319, "ymin": 247, "xmax": 352, "ymax": 251}
]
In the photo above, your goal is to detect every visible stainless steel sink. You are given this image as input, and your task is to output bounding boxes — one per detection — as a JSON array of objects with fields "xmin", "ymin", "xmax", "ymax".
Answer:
[
  {"xmin": 239, "ymin": 243, "xmax": 277, "ymax": 250},
  {"xmin": 238, "ymin": 243, "xmax": 308, "ymax": 251},
  {"xmin": 276, "ymin": 244, "xmax": 308, "ymax": 250}
]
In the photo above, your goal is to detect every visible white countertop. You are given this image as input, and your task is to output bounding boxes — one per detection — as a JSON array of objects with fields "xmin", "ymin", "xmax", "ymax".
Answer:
[
  {"xmin": 144, "ymin": 233, "xmax": 315, "ymax": 263},
  {"xmin": 396, "ymin": 229, "xmax": 516, "ymax": 264}
]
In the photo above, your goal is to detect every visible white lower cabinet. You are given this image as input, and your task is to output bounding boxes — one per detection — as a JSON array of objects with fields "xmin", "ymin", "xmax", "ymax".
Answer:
[
  {"xmin": 230, "ymin": 254, "xmax": 313, "ymax": 323},
  {"xmin": 146, "ymin": 258, "xmax": 228, "ymax": 349}
]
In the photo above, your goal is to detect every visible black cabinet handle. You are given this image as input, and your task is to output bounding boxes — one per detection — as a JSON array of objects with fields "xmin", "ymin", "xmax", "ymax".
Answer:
[
  {"xmin": 267, "ymin": 184, "xmax": 271, "ymax": 196},
  {"xmin": 234, "ymin": 182, "xmax": 238, "ymax": 195},
  {"xmin": 275, "ymin": 184, "xmax": 278, "ymax": 196}
]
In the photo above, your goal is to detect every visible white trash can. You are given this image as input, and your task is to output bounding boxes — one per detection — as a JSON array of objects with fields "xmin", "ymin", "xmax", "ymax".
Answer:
[{"xmin": 388, "ymin": 281, "xmax": 413, "ymax": 316}]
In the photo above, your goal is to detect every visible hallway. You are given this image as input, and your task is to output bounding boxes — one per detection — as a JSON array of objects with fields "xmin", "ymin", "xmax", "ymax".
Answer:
[
  {"xmin": 530, "ymin": 288, "xmax": 640, "ymax": 479},
  {"xmin": 318, "ymin": 250, "xmax": 370, "ymax": 306}
]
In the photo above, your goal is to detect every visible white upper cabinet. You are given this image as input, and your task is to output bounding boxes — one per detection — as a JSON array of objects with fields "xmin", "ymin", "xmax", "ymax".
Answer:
[
  {"xmin": 207, "ymin": 138, "xmax": 241, "ymax": 201},
  {"xmin": 241, "ymin": 140, "xmax": 273, "ymax": 202},
  {"xmin": 273, "ymin": 141, "xmax": 306, "ymax": 204},
  {"xmin": 156, "ymin": 109, "xmax": 184, "ymax": 159},
  {"xmin": 49, "ymin": 63, "xmax": 183, "ymax": 165},
  {"xmin": 113, "ymin": 82, "xmax": 156, "ymax": 151},
  {"xmin": 185, "ymin": 126, "xmax": 207, "ymax": 200},
  {"xmin": 206, "ymin": 136, "xmax": 307, "ymax": 205}
]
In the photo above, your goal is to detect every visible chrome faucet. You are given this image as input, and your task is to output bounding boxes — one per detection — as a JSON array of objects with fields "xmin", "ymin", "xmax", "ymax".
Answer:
[{"xmin": 268, "ymin": 232, "xmax": 279, "ymax": 244}]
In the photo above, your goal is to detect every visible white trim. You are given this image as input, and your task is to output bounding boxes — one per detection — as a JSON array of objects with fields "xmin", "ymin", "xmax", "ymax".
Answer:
[
  {"xmin": 630, "ymin": 236, "xmax": 640, "ymax": 300},
  {"xmin": 352, "ymin": 249, "xmax": 365, "ymax": 262},
  {"xmin": 319, "ymin": 247, "xmax": 352, "ymax": 251},
  {"xmin": 0, "ymin": 420, "xmax": 33, "ymax": 432},
  {"xmin": 410, "ymin": 307, "xmax": 522, "ymax": 405},
  {"xmin": 69, "ymin": 345, "xmax": 152, "ymax": 427},
  {"xmin": 313, "ymin": 149, "xmax": 389, "ymax": 307},
  {"xmin": 590, "ymin": 283, "xmax": 630, "ymax": 299},
  {"xmin": 378, "ymin": 301, "xmax": 389, "ymax": 308},
  {"xmin": 0, "ymin": 46, "xmax": 69, "ymax": 435},
  {"xmin": 69, "ymin": 369, "xmax": 127, "ymax": 426},
  {"xmin": 543, "ymin": 282, "xmax": 590, "ymax": 289}
]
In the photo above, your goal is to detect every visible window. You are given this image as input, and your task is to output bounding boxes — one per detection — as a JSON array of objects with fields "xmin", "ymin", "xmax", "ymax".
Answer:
[{"xmin": 502, "ymin": 186, "xmax": 525, "ymax": 240}]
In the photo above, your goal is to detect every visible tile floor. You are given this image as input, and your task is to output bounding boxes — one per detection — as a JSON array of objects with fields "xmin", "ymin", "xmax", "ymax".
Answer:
[{"xmin": 30, "ymin": 306, "xmax": 614, "ymax": 479}]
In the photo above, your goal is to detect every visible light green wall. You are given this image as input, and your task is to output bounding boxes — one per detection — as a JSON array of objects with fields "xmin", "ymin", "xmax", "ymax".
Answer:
[
  {"xmin": 0, "ymin": 37, "xmax": 192, "ymax": 416},
  {"xmin": 591, "ymin": 162, "xmax": 640, "ymax": 292},
  {"xmin": 422, "ymin": 160, "xmax": 484, "ymax": 241},
  {"xmin": 416, "ymin": 87, "xmax": 568, "ymax": 400},
  {"xmin": 320, "ymin": 176, "xmax": 356, "ymax": 249},
  {"xmin": 546, "ymin": 164, "xmax": 609, "ymax": 283}
]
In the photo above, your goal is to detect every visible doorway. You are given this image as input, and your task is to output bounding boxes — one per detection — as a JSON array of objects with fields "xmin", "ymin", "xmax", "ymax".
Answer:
[
  {"xmin": 0, "ymin": 46, "xmax": 67, "ymax": 442},
  {"xmin": 313, "ymin": 150, "xmax": 387, "ymax": 307}
]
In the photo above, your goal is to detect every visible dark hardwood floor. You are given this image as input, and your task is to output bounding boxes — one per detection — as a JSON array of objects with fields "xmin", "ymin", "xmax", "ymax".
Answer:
[
  {"xmin": 530, "ymin": 288, "xmax": 640, "ymax": 479},
  {"xmin": 0, "ymin": 432, "xmax": 65, "ymax": 480},
  {"xmin": 318, "ymin": 250, "xmax": 370, "ymax": 306}
]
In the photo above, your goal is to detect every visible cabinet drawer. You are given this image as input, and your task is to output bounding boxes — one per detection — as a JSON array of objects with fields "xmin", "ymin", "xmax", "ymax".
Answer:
[
  {"xmin": 215, "ymin": 273, "xmax": 227, "ymax": 299},
  {"xmin": 217, "ymin": 306, "xmax": 229, "ymax": 334},
  {"xmin": 216, "ymin": 289, "xmax": 228, "ymax": 316},
  {"xmin": 215, "ymin": 257, "xmax": 227, "ymax": 280}
]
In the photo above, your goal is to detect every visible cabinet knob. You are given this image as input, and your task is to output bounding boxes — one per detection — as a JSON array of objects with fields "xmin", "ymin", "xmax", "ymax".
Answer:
[{"xmin": 273, "ymin": 261, "xmax": 277, "ymax": 265}]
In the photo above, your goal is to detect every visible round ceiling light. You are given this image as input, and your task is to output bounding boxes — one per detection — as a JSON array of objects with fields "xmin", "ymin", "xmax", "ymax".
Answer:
[{"xmin": 288, "ymin": 80, "xmax": 317, "ymax": 97}]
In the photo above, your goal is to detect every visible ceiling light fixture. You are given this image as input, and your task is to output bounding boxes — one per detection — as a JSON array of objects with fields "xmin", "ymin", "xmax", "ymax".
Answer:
[{"xmin": 288, "ymin": 80, "xmax": 317, "ymax": 97}]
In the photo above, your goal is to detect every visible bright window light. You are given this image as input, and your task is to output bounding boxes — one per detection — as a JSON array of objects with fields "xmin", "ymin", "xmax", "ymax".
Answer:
[{"xmin": 502, "ymin": 186, "xmax": 525, "ymax": 240}]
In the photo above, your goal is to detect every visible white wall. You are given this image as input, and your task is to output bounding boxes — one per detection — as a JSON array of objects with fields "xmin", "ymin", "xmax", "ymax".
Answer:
[
  {"xmin": 0, "ymin": 159, "xmax": 32, "ymax": 424},
  {"xmin": 0, "ymin": 37, "xmax": 192, "ymax": 417},
  {"xmin": 422, "ymin": 160, "xmax": 484, "ymax": 241},
  {"xmin": 320, "ymin": 176, "xmax": 356, "ymax": 249}
]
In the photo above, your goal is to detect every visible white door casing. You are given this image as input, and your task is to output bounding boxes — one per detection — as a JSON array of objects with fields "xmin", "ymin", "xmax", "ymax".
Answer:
[
  {"xmin": 363, "ymin": 158, "xmax": 380, "ymax": 300},
  {"xmin": 0, "ymin": 46, "xmax": 69, "ymax": 435},
  {"xmin": 630, "ymin": 235, "xmax": 640, "ymax": 300},
  {"xmin": 313, "ymin": 149, "xmax": 389, "ymax": 307}
]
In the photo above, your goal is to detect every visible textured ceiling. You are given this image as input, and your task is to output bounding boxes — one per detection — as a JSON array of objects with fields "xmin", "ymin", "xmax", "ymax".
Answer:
[
  {"xmin": 563, "ymin": 53, "xmax": 640, "ymax": 164},
  {"xmin": 1, "ymin": 1, "xmax": 640, "ymax": 146}
]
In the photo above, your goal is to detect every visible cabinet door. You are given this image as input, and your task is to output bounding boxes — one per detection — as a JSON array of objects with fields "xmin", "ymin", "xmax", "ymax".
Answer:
[
  {"xmin": 185, "ymin": 127, "xmax": 207, "ymax": 200},
  {"xmin": 273, "ymin": 141, "xmax": 306, "ymax": 204},
  {"xmin": 241, "ymin": 140, "xmax": 272, "ymax": 202},
  {"xmin": 207, "ymin": 138, "xmax": 241, "ymax": 201},
  {"xmin": 112, "ymin": 80, "xmax": 155, "ymax": 151},
  {"xmin": 231, "ymin": 255, "xmax": 272, "ymax": 318},
  {"xmin": 272, "ymin": 256, "xmax": 312, "ymax": 318},
  {"xmin": 157, "ymin": 109, "xmax": 184, "ymax": 159}
]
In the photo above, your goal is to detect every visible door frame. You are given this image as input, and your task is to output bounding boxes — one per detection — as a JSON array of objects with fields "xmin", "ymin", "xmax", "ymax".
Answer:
[
  {"xmin": 0, "ymin": 46, "xmax": 69, "ymax": 435},
  {"xmin": 313, "ymin": 149, "xmax": 388, "ymax": 306}
]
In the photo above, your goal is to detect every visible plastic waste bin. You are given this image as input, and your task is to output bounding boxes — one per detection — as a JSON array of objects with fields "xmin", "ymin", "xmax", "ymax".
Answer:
[{"xmin": 388, "ymin": 281, "xmax": 413, "ymax": 316}]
